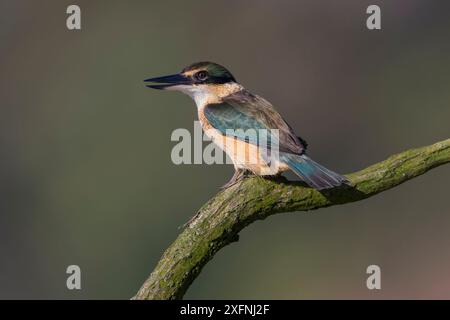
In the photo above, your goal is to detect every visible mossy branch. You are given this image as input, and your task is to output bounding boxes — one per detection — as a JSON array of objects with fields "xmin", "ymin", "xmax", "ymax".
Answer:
[{"xmin": 134, "ymin": 139, "xmax": 450, "ymax": 300}]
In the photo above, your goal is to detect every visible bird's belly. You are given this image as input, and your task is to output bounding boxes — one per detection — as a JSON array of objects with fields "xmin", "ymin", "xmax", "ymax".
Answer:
[{"xmin": 203, "ymin": 127, "xmax": 289, "ymax": 175}]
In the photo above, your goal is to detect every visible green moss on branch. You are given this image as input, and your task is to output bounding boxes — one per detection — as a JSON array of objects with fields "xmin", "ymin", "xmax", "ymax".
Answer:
[{"xmin": 133, "ymin": 139, "xmax": 450, "ymax": 300}]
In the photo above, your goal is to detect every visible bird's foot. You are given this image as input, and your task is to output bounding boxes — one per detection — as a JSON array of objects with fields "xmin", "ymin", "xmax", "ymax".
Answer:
[{"xmin": 221, "ymin": 169, "xmax": 253, "ymax": 189}]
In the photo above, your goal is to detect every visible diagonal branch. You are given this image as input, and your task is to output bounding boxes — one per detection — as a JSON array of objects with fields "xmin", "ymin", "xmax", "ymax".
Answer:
[{"xmin": 133, "ymin": 139, "xmax": 450, "ymax": 300}]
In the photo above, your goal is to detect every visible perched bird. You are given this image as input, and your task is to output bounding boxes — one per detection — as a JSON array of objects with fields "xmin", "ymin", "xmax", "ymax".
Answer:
[{"xmin": 145, "ymin": 62, "xmax": 348, "ymax": 190}]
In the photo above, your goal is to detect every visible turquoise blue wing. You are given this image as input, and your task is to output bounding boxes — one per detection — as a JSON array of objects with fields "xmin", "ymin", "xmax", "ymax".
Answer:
[
  {"xmin": 204, "ymin": 102, "xmax": 268, "ymax": 145},
  {"xmin": 203, "ymin": 90, "xmax": 306, "ymax": 155}
]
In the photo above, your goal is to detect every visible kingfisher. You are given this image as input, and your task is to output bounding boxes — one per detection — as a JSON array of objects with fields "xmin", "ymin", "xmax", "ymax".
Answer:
[{"xmin": 145, "ymin": 62, "xmax": 348, "ymax": 190}]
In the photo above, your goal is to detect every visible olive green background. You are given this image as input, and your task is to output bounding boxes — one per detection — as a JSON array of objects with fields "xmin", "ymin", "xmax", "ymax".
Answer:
[{"xmin": 1, "ymin": 0, "xmax": 449, "ymax": 299}]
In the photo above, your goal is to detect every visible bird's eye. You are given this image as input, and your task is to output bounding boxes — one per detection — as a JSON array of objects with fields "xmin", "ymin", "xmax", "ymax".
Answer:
[{"xmin": 195, "ymin": 71, "xmax": 208, "ymax": 81}]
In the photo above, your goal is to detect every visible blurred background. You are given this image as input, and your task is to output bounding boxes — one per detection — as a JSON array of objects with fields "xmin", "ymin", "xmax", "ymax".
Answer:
[{"xmin": 0, "ymin": 0, "xmax": 449, "ymax": 299}]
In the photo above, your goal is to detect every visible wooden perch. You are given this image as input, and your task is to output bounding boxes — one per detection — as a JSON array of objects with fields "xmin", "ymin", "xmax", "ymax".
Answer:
[{"xmin": 133, "ymin": 139, "xmax": 450, "ymax": 300}]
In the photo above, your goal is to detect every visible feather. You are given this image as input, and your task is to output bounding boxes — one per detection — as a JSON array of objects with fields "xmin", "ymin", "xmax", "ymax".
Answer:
[
  {"xmin": 203, "ymin": 89, "xmax": 346, "ymax": 189},
  {"xmin": 282, "ymin": 154, "xmax": 348, "ymax": 189},
  {"xmin": 203, "ymin": 89, "xmax": 307, "ymax": 154}
]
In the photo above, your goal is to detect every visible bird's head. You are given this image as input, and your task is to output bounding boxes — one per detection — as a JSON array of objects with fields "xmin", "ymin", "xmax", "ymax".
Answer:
[{"xmin": 144, "ymin": 62, "xmax": 238, "ymax": 105}]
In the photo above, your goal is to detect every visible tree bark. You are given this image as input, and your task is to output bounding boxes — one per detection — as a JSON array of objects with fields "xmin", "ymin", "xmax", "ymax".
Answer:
[{"xmin": 133, "ymin": 139, "xmax": 450, "ymax": 300}]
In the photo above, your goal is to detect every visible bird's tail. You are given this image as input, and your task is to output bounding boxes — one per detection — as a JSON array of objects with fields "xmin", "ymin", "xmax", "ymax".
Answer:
[{"xmin": 281, "ymin": 153, "xmax": 348, "ymax": 190}]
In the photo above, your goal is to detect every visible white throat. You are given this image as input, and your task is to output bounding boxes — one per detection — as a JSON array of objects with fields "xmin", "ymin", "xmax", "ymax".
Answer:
[
  {"xmin": 169, "ymin": 83, "xmax": 243, "ymax": 109},
  {"xmin": 176, "ymin": 85, "xmax": 212, "ymax": 107}
]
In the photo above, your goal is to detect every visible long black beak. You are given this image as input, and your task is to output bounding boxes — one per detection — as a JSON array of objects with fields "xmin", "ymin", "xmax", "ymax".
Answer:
[{"xmin": 144, "ymin": 73, "xmax": 191, "ymax": 90}]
